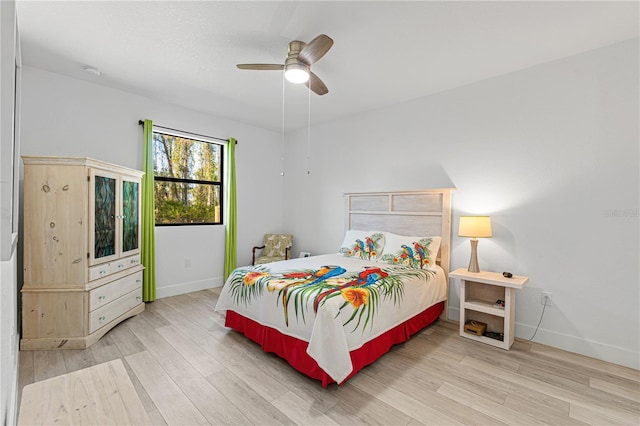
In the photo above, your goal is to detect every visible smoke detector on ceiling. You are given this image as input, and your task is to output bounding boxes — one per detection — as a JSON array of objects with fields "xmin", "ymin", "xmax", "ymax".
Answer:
[{"xmin": 83, "ymin": 65, "xmax": 101, "ymax": 77}]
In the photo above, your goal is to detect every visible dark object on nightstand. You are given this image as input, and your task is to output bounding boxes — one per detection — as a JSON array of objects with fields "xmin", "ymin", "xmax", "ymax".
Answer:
[
  {"xmin": 502, "ymin": 272, "xmax": 513, "ymax": 278},
  {"xmin": 485, "ymin": 331, "xmax": 504, "ymax": 341}
]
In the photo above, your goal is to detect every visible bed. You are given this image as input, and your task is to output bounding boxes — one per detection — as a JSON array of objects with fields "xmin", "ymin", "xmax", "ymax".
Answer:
[{"xmin": 215, "ymin": 189, "xmax": 453, "ymax": 386}]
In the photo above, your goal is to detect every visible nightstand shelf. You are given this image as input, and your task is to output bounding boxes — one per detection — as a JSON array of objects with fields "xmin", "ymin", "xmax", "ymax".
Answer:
[
  {"xmin": 464, "ymin": 298, "xmax": 505, "ymax": 317},
  {"xmin": 450, "ymin": 268, "xmax": 529, "ymax": 350}
]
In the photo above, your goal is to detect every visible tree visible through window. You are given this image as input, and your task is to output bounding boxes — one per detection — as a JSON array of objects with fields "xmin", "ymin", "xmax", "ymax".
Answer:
[{"xmin": 152, "ymin": 131, "xmax": 223, "ymax": 225}]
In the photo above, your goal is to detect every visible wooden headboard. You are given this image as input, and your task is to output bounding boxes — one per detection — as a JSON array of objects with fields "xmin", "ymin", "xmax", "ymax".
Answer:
[{"xmin": 344, "ymin": 189, "xmax": 454, "ymax": 319}]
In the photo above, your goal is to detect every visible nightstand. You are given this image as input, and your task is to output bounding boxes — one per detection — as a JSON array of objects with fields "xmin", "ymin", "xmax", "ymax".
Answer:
[{"xmin": 450, "ymin": 268, "xmax": 529, "ymax": 350}]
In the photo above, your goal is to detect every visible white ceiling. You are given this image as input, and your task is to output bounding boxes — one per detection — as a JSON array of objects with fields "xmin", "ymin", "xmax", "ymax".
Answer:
[{"xmin": 15, "ymin": 1, "xmax": 639, "ymax": 132}]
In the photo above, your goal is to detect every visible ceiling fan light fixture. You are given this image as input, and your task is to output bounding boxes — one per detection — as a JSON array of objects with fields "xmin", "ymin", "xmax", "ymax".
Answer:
[{"xmin": 284, "ymin": 62, "xmax": 310, "ymax": 84}]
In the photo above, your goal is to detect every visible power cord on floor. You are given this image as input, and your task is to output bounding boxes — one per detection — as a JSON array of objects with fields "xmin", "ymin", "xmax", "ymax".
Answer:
[{"xmin": 524, "ymin": 295, "xmax": 549, "ymax": 341}]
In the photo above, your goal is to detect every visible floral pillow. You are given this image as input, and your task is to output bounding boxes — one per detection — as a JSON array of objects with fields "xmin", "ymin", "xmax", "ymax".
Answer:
[
  {"xmin": 378, "ymin": 232, "xmax": 441, "ymax": 270},
  {"xmin": 338, "ymin": 230, "xmax": 385, "ymax": 261}
]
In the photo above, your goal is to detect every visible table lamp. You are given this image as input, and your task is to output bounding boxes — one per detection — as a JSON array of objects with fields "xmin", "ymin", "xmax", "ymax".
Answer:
[{"xmin": 458, "ymin": 216, "xmax": 492, "ymax": 272}]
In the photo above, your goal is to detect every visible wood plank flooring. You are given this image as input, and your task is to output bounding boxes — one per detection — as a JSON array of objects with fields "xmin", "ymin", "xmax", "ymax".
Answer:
[{"xmin": 18, "ymin": 288, "xmax": 640, "ymax": 425}]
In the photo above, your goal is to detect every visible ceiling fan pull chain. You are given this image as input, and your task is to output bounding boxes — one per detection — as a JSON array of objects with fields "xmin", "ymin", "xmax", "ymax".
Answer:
[
  {"xmin": 307, "ymin": 81, "xmax": 312, "ymax": 175},
  {"xmin": 281, "ymin": 73, "xmax": 286, "ymax": 177}
]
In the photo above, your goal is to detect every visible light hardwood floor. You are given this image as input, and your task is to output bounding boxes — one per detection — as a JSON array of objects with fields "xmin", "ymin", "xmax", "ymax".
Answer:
[{"xmin": 19, "ymin": 288, "xmax": 640, "ymax": 425}]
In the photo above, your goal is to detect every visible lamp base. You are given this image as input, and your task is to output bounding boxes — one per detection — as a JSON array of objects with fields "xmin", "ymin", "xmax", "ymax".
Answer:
[{"xmin": 467, "ymin": 239, "xmax": 480, "ymax": 273}]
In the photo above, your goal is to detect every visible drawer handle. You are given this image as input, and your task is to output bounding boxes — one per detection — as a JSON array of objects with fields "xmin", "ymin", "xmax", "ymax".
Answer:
[
  {"xmin": 98, "ymin": 295, "xmax": 105, "ymax": 301},
  {"xmin": 99, "ymin": 270, "xmax": 107, "ymax": 275},
  {"xmin": 99, "ymin": 316, "xmax": 106, "ymax": 322},
  {"xmin": 136, "ymin": 296, "xmax": 142, "ymax": 301},
  {"xmin": 131, "ymin": 259, "xmax": 138, "ymax": 264},
  {"xmin": 136, "ymin": 279, "xmax": 141, "ymax": 283},
  {"xmin": 118, "ymin": 264, "xmax": 125, "ymax": 269}
]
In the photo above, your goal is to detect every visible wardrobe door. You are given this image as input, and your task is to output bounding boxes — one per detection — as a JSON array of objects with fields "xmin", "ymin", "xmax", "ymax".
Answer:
[
  {"xmin": 89, "ymin": 168, "xmax": 119, "ymax": 266},
  {"xmin": 121, "ymin": 174, "xmax": 141, "ymax": 257}
]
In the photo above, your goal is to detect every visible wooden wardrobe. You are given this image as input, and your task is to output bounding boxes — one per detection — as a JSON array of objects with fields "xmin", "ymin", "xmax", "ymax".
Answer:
[{"xmin": 21, "ymin": 156, "xmax": 145, "ymax": 350}]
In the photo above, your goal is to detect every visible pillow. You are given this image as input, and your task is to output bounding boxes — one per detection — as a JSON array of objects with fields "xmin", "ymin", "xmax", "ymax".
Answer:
[
  {"xmin": 338, "ymin": 230, "xmax": 385, "ymax": 261},
  {"xmin": 378, "ymin": 232, "xmax": 441, "ymax": 270}
]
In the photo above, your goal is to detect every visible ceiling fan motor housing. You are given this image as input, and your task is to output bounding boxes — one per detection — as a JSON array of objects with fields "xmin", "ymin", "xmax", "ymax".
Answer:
[{"xmin": 287, "ymin": 41, "xmax": 306, "ymax": 59}]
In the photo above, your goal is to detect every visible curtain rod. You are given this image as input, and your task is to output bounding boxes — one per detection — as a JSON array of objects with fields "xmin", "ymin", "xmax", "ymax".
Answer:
[{"xmin": 137, "ymin": 120, "xmax": 235, "ymax": 144}]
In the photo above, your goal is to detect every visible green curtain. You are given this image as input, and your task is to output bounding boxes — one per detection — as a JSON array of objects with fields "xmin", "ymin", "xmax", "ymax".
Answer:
[
  {"xmin": 141, "ymin": 119, "xmax": 156, "ymax": 301},
  {"xmin": 224, "ymin": 138, "xmax": 237, "ymax": 280}
]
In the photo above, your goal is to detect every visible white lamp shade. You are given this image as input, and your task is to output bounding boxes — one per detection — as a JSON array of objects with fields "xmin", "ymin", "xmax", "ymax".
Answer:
[
  {"xmin": 284, "ymin": 63, "xmax": 310, "ymax": 84},
  {"xmin": 458, "ymin": 216, "xmax": 492, "ymax": 238}
]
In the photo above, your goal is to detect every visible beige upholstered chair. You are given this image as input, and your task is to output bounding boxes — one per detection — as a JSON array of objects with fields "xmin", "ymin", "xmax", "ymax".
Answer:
[{"xmin": 252, "ymin": 234, "xmax": 293, "ymax": 265}]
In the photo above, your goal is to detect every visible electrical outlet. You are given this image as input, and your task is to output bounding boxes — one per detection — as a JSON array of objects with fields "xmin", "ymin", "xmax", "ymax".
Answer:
[
  {"xmin": 541, "ymin": 291, "xmax": 553, "ymax": 306},
  {"xmin": 184, "ymin": 259, "xmax": 192, "ymax": 268}
]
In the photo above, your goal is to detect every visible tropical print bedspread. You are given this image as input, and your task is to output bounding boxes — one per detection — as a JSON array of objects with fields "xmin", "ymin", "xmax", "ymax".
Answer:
[{"xmin": 214, "ymin": 254, "xmax": 447, "ymax": 383}]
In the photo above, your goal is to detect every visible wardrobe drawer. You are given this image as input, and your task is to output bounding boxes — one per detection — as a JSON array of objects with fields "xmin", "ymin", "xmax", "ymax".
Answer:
[
  {"xmin": 109, "ymin": 255, "xmax": 141, "ymax": 274},
  {"xmin": 88, "ymin": 254, "xmax": 142, "ymax": 281},
  {"xmin": 89, "ymin": 263, "xmax": 110, "ymax": 281},
  {"xmin": 89, "ymin": 289, "xmax": 143, "ymax": 334},
  {"xmin": 124, "ymin": 254, "xmax": 142, "ymax": 268},
  {"xmin": 89, "ymin": 271, "xmax": 143, "ymax": 312},
  {"xmin": 110, "ymin": 258, "xmax": 129, "ymax": 275}
]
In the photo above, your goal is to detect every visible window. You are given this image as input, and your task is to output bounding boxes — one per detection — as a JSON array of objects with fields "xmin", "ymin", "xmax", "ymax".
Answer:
[{"xmin": 152, "ymin": 130, "xmax": 223, "ymax": 225}]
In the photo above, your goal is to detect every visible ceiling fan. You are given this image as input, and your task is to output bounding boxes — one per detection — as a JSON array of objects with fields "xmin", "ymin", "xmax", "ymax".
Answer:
[{"xmin": 237, "ymin": 34, "xmax": 334, "ymax": 96}]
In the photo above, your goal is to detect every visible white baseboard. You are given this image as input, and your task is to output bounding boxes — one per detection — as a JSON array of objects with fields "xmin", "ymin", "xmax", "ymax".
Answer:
[
  {"xmin": 156, "ymin": 277, "xmax": 224, "ymax": 299},
  {"xmin": 447, "ymin": 306, "xmax": 639, "ymax": 370},
  {"xmin": 1, "ymin": 246, "xmax": 19, "ymax": 426},
  {"xmin": 515, "ymin": 322, "xmax": 640, "ymax": 370},
  {"xmin": 7, "ymin": 335, "xmax": 19, "ymax": 426},
  {"xmin": 447, "ymin": 306, "xmax": 459, "ymax": 323}
]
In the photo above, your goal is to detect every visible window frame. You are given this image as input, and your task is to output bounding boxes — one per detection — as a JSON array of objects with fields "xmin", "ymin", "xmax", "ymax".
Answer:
[{"xmin": 152, "ymin": 127, "xmax": 224, "ymax": 226}]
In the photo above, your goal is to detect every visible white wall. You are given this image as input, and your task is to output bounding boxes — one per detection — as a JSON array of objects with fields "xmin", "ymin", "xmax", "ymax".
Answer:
[
  {"xmin": 15, "ymin": 33, "xmax": 639, "ymax": 371},
  {"xmin": 283, "ymin": 39, "xmax": 639, "ymax": 369},
  {"xmin": 0, "ymin": 0, "xmax": 20, "ymax": 423},
  {"xmin": 20, "ymin": 66, "xmax": 286, "ymax": 297}
]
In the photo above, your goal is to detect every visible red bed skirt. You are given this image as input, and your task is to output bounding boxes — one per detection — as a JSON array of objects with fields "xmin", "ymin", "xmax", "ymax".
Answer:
[{"xmin": 224, "ymin": 301, "xmax": 444, "ymax": 387}]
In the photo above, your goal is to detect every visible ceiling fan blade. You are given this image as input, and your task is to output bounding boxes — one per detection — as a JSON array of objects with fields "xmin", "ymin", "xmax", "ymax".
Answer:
[
  {"xmin": 236, "ymin": 64, "xmax": 284, "ymax": 70},
  {"xmin": 297, "ymin": 34, "xmax": 334, "ymax": 66},
  {"xmin": 305, "ymin": 72, "xmax": 328, "ymax": 96}
]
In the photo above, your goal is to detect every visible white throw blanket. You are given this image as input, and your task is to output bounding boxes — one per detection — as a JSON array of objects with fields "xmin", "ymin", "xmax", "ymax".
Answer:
[{"xmin": 214, "ymin": 254, "xmax": 447, "ymax": 383}]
